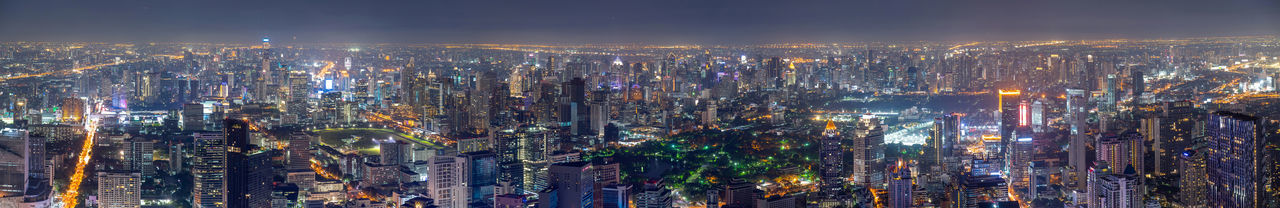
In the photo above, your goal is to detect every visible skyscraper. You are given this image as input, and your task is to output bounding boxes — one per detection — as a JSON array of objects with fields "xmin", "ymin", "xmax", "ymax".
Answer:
[
  {"xmin": 1206, "ymin": 111, "xmax": 1277, "ymax": 208},
  {"xmin": 998, "ymin": 90, "xmax": 1020, "ymax": 157},
  {"xmin": 851, "ymin": 114, "xmax": 885, "ymax": 188},
  {"xmin": 819, "ymin": 120, "xmax": 844, "ymax": 197},
  {"xmin": 1066, "ymin": 88, "xmax": 1089, "ymax": 189},
  {"xmin": 193, "ymin": 131, "xmax": 227, "ymax": 208},
  {"xmin": 287, "ymin": 70, "xmax": 311, "ymax": 124},
  {"xmin": 888, "ymin": 159, "xmax": 913, "ymax": 208}
]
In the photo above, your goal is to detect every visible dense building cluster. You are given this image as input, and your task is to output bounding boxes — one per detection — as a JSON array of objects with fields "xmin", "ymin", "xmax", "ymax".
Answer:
[{"xmin": 0, "ymin": 37, "xmax": 1278, "ymax": 207}]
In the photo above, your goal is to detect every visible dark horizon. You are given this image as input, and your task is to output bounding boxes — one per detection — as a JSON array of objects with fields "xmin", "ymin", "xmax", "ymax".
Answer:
[{"xmin": 3, "ymin": 0, "xmax": 1278, "ymax": 44}]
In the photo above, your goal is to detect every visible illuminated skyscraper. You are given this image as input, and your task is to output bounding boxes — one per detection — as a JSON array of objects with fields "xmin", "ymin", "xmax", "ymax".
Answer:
[
  {"xmin": 1205, "ymin": 111, "xmax": 1278, "ymax": 208},
  {"xmin": 851, "ymin": 114, "xmax": 884, "ymax": 188},
  {"xmin": 888, "ymin": 159, "xmax": 913, "ymax": 208},
  {"xmin": 998, "ymin": 90, "xmax": 1020, "ymax": 156},
  {"xmin": 193, "ymin": 131, "xmax": 227, "ymax": 208},
  {"xmin": 820, "ymin": 120, "xmax": 844, "ymax": 197}
]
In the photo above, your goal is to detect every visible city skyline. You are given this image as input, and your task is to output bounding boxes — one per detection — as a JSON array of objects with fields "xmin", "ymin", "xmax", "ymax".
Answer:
[
  {"xmin": 3, "ymin": 1, "xmax": 1280, "ymax": 208},
  {"xmin": 2, "ymin": 0, "xmax": 1279, "ymax": 43}
]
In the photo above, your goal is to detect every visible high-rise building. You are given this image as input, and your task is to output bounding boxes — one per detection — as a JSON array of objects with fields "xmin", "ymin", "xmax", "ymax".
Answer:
[
  {"xmin": 851, "ymin": 114, "xmax": 885, "ymax": 188},
  {"xmin": 182, "ymin": 103, "xmax": 204, "ymax": 131},
  {"xmin": 1094, "ymin": 165, "xmax": 1141, "ymax": 208},
  {"xmin": 124, "ymin": 138, "xmax": 154, "ymax": 179},
  {"xmin": 228, "ymin": 149, "xmax": 273, "ymax": 208},
  {"xmin": 819, "ymin": 120, "xmax": 844, "ymax": 197},
  {"xmin": 548, "ymin": 161, "xmax": 594, "ymax": 208},
  {"xmin": 288, "ymin": 132, "xmax": 312, "ymax": 170},
  {"xmin": 1206, "ymin": 111, "xmax": 1278, "ymax": 207},
  {"xmin": 1178, "ymin": 148, "xmax": 1207, "ymax": 208},
  {"xmin": 287, "ymin": 70, "xmax": 311, "ymax": 124},
  {"xmin": 0, "ymin": 129, "xmax": 30, "ymax": 197},
  {"xmin": 96, "ymin": 171, "xmax": 141, "ymax": 208},
  {"xmin": 463, "ymin": 151, "xmax": 498, "ymax": 205},
  {"xmin": 193, "ymin": 131, "xmax": 227, "ymax": 208},
  {"xmin": 888, "ymin": 159, "xmax": 913, "ymax": 208},
  {"xmin": 430, "ymin": 155, "xmax": 469, "ymax": 208},
  {"xmin": 998, "ymin": 90, "xmax": 1020, "ymax": 158},
  {"xmin": 1066, "ymin": 88, "xmax": 1089, "ymax": 189},
  {"xmin": 1096, "ymin": 132, "xmax": 1144, "ymax": 177},
  {"xmin": 635, "ymin": 179, "xmax": 672, "ymax": 208},
  {"xmin": 1007, "ymin": 127, "xmax": 1034, "ymax": 199}
]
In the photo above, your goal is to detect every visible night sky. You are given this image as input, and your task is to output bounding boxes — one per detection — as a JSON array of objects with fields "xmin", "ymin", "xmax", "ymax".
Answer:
[{"xmin": 2, "ymin": 0, "xmax": 1278, "ymax": 44}]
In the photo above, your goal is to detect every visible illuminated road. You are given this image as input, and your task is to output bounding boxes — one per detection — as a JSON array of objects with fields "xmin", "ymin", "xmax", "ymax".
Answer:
[
  {"xmin": 59, "ymin": 108, "xmax": 100, "ymax": 207},
  {"xmin": 0, "ymin": 54, "xmax": 181, "ymax": 82}
]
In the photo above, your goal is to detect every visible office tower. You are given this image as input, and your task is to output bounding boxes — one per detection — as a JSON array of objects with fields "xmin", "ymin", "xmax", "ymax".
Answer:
[
  {"xmin": 998, "ymin": 90, "xmax": 1020, "ymax": 157},
  {"xmin": 288, "ymin": 132, "xmax": 312, "ymax": 170},
  {"xmin": 1206, "ymin": 111, "xmax": 1277, "ymax": 208},
  {"xmin": 1096, "ymin": 132, "xmax": 1144, "ymax": 177},
  {"xmin": 819, "ymin": 120, "xmax": 844, "ymax": 196},
  {"xmin": 182, "ymin": 103, "xmax": 204, "ymax": 131},
  {"xmin": 96, "ymin": 171, "xmax": 141, "ymax": 208},
  {"xmin": 941, "ymin": 113, "xmax": 961, "ymax": 164},
  {"xmin": 0, "ymin": 129, "xmax": 30, "ymax": 197},
  {"xmin": 430, "ymin": 155, "xmax": 469, "ymax": 208},
  {"xmin": 635, "ymin": 179, "xmax": 672, "ymax": 208},
  {"xmin": 888, "ymin": 159, "xmax": 913, "ymax": 208},
  {"xmin": 463, "ymin": 151, "xmax": 498, "ymax": 205},
  {"xmin": 520, "ymin": 127, "xmax": 551, "ymax": 192},
  {"xmin": 495, "ymin": 129, "xmax": 524, "ymax": 193},
  {"xmin": 548, "ymin": 161, "xmax": 594, "ymax": 208},
  {"xmin": 60, "ymin": 97, "xmax": 85, "ymax": 124},
  {"xmin": 851, "ymin": 114, "xmax": 885, "ymax": 188},
  {"xmin": 560, "ymin": 77, "xmax": 590, "ymax": 136},
  {"xmin": 1066, "ymin": 88, "xmax": 1089, "ymax": 189},
  {"xmin": 287, "ymin": 70, "xmax": 311, "ymax": 124},
  {"xmin": 193, "ymin": 131, "xmax": 227, "ymax": 208},
  {"xmin": 1178, "ymin": 148, "xmax": 1206, "ymax": 208},
  {"xmin": 228, "ymin": 149, "xmax": 273, "ymax": 208}
]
